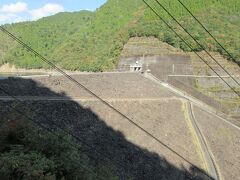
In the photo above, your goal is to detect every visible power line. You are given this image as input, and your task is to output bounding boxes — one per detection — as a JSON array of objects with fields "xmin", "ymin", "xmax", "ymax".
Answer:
[
  {"xmin": 141, "ymin": 0, "xmax": 240, "ymax": 97},
  {"xmin": 153, "ymin": 0, "xmax": 240, "ymax": 88},
  {"xmin": 0, "ymin": 25, "xmax": 204, "ymax": 168},
  {"xmin": 0, "ymin": 81, "xmax": 215, "ymax": 178},
  {"xmin": 177, "ymin": 0, "xmax": 239, "ymax": 64}
]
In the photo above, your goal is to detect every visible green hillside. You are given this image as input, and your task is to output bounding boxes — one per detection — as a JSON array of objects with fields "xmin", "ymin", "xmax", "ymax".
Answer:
[
  {"xmin": 0, "ymin": 10, "xmax": 94, "ymax": 69},
  {"xmin": 0, "ymin": 0, "xmax": 239, "ymax": 71}
]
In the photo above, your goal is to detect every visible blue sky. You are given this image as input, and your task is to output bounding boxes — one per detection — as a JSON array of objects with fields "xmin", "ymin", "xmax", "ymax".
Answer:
[{"xmin": 0, "ymin": 0, "xmax": 107, "ymax": 24}]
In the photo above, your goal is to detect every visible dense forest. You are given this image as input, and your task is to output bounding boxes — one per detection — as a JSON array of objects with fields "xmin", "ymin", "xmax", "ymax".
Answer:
[{"xmin": 0, "ymin": 0, "xmax": 239, "ymax": 71}]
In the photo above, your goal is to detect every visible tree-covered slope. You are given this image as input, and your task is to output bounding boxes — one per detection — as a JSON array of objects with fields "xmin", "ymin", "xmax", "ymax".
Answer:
[
  {"xmin": 0, "ymin": 0, "xmax": 239, "ymax": 71},
  {"xmin": 135, "ymin": 0, "xmax": 240, "ymax": 62},
  {"xmin": 50, "ymin": 0, "xmax": 143, "ymax": 71},
  {"xmin": 0, "ymin": 10, "xmax": 93, "ymax": 69}
]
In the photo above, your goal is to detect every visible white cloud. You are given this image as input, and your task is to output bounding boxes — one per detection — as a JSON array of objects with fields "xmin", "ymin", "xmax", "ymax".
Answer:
[
  {"xmin": 0, "ymin": 14, "xmax": 13, "ymax": 22},
  {"xmin": 30, "ymin": 3, "xmax": 64, "ymax": 20},
  {"xmin": 0, "ymin": 13, "xmax": 25, "ymax": 24},
  {"xmin": 0, "ymin": 2, "xmax": 64, "ymax": 24},
  {"xmin": 1, "ymin": 2, "xmax": 28, "ymax": 13}
]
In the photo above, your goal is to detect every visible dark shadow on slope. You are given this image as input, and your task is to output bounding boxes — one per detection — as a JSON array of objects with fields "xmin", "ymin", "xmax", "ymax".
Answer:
[{"xmin": 0, "ymin": 77, "xmax": 214, "ymax": 180}]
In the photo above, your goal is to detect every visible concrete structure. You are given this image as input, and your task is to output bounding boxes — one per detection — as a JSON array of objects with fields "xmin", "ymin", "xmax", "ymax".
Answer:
[
  {"xmin": 118, "ymin": 54, "xmax": 192, "ymax": 79},
  {"xmin": 130, "ymin": 61, "xmax": 142, "ymax": 72},
  {"xmin": 118, "ymin": 53, "xmax": 239, "ymax": 118}
]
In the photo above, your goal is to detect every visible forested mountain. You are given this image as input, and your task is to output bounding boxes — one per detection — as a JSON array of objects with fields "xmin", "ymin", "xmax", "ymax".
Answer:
[
  {"xmin": 0, "ymin": 10, "xmax": 94, "ymax": 69},
  {"xmin": 0, "ymin": 0, "xmax": 239, "ymax": 71}
]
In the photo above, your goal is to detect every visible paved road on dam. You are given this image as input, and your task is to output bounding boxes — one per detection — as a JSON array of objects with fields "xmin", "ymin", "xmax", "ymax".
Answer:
[
  {"xmin": 0, "ymin": 96, "xmax": 182, "ymax": 102},
  {"xmin": 143, "ymin": 73, "xmax": 240, "ymax": 131}
]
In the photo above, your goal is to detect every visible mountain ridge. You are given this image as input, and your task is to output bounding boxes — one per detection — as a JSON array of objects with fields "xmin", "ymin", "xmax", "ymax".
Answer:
[{"xmin": 0, "ymin": 0, "xmax": 239, "ymax": 71}]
